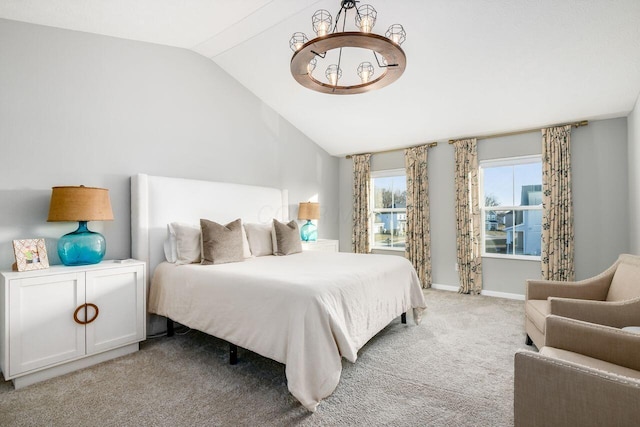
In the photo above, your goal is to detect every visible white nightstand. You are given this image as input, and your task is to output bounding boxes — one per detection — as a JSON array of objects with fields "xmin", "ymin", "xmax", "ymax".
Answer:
[
  {"xmin": 0, "ymin": 260, "xmax": 146, "ymax": 389},
  {"xmin": 301, "ymin": 239, "xmax": 339, "ymax": 252}
]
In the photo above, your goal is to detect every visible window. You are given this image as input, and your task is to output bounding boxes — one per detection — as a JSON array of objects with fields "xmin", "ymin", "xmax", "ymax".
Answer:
[
  {"xmin": 479, "ymin": 155, "xmax": 542, "ymax": 259},
  {"xmin": 370, "ymin": 169, "xmax": 407, "ymax": 251}
]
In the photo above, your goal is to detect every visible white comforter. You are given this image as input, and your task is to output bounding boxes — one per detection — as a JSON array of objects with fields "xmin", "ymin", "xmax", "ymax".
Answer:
[{"xmin": 148, "ymin": 251, "xmax": 426, "ymax": 411}]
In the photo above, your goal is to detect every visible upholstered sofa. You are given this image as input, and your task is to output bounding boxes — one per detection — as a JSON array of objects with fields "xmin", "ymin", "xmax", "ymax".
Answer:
[
  {"xmin": 524, "ymin": 254, "xmax": 640, "ymax": 349},
  {"xmin": 514, "ymin": 315, "xmax": 640, "ymax": 427}
]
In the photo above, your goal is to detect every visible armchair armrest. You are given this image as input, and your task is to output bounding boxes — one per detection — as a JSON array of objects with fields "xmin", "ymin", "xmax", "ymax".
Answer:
[
  {"xmin": 526, "ymin": 262, "xmax": 616, "ymax": 300},
  {"xmin": 544, "ymin": 315, "xmax": 640, "ymax": 371},
  {"xmin": 514, "ymin": 350, "xmax": 640, "ymax": 427},
  {"xmin": 549, "ymin": 296, "xmax": 640, "ymax": 328}
]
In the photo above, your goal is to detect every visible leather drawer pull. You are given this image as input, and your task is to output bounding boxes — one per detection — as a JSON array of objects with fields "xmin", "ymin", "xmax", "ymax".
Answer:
[{"xmin": 73, "ymin": 303, "xmax": 99, "ymax": 325}]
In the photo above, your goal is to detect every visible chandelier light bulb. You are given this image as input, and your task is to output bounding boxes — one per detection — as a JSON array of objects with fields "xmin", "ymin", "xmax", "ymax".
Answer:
[
  {"xmin": 356, "ymin": 4, "xmax": 377, "ymax": 33},
  {"xmin": 325, "ymin": 64, "xmax": 342, "ymax": 86},
  {"xmin": 289, "ymin": 32, "xmax": 308, "ymax": 52},
  {"xmin": 357, "ymin": 62, "xmax": 375, "ymax": 83},
  {"xmin": 312, "ymin": 10, "xmax": 332, "ymax": 36},
  {"xmin": 307, "ymin": 57, "xmax": 317, "ymax": 74},
  {"xmin": 385, "ymin": 24, "xmax": 406, "ymax": 45}
]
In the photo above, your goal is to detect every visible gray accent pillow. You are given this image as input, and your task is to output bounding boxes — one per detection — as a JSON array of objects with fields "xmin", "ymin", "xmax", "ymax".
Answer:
[
  {"xmin": 272, "ymin": 219, "xmax": 302, "ymax": 256},
  {"xmin": 200, "ymin": 218, "xmax": 244, "ymax": 265}
]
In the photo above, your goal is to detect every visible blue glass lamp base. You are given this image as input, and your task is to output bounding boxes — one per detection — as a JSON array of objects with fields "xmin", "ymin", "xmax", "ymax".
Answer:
[
  {"xmin": 300, "ymin": 220, "xmax": 317, "ymax": 242},
  {"xmin": 58, "ymin": 221, "xmax": 106, "ymax": 266}
]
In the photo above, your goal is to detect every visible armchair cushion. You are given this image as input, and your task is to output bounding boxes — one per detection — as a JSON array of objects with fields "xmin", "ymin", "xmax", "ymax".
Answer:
[{"xmin": 608, "ymin": 255, "xmax": 640, "ymax": 301}]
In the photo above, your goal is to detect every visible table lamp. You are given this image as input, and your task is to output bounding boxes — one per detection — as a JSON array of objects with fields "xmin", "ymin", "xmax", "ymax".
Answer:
[
  {"xmin": 47, "ymin": 185, "xmax": 114, "ymax": 266},
  {"xmin": 298, "ymin": 202, "xmax": 320, "ymax": 242}
]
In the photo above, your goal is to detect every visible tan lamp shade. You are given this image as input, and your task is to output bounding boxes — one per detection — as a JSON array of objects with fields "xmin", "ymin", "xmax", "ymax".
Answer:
[
  {"xmin": 47, "ymin": 186, "xmax": 114, "ymax": 222},
  {"xmin": 297, "ymin": 202, "xmax": 320, "ymax": 220}
]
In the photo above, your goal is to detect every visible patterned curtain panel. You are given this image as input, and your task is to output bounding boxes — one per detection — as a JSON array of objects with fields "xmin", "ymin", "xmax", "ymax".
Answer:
[
  {"xmin": 405, "ymin": 145, "xmax": 432, "ymax": 288},
  {"xmin": 352, "ymin": 153, "xmax": 372, "ymax": 253},
  {"xmin": 541, "ymin": 125, "xmax": 574, "ymax": 281},
  {"xmin": 453, "ymin": 138, "xmax": 482, "ymax": 294}
]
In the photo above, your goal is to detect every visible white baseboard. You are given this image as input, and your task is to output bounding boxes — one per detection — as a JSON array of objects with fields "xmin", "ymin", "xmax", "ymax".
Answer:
[
  {"xmin": 431, "ymin": 283, "xmax": 459, "ymax": 292},
  {"xmin": 430, "ymin": 283, "xmax": 525, "ymax": 301},
  {"xmin": 480, "ymin": 289, "xmax": 525, "ymax": 301}
]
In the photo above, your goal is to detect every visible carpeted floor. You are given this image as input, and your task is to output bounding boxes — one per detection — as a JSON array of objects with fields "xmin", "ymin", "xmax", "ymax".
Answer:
[{"xmin": 0, "ymin": 289, "xmax": 534, "ymax": 426}]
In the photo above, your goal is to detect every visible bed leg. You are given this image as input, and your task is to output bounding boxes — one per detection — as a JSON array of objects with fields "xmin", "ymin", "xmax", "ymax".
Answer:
[
  {"xmin": 229, "ymin": 343, "xmax": 238, "ymax": 365},
  {"xmin": 401, "ymin": 312, "xmax": 407, "ymax": 324},
  {"xmin": 167, "ymin": 317, "xmax": 174, "ymax": 337}
]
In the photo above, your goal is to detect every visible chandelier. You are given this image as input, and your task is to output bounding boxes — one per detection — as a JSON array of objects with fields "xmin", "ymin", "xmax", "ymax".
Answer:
[{"xmin": 289, "ymin": 0, "xmax": 406, "ymax": 95}]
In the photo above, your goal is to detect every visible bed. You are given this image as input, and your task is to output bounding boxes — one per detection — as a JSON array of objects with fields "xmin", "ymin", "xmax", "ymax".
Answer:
[{"xmin": 131, "ymin": 174, "xmax": 426, "ymax": 411}]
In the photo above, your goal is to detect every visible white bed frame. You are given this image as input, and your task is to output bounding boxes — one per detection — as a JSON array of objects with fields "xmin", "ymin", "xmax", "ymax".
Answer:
[{"xmin": 131, "ymin": 173, "xmax": 289, "ymax": 334}]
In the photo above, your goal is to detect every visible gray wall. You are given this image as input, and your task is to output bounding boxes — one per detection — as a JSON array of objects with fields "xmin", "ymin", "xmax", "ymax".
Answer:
[
  {"xmin": 0, "ymin": 19, "xmax": 339, "ymax": 269},
  {"xmin": 339, "ymin": 118, "xmax": 630, "ymax": 296},
  {"xmin": 629, "ymin": 94, "xmax": 640, "ymax": 254}
]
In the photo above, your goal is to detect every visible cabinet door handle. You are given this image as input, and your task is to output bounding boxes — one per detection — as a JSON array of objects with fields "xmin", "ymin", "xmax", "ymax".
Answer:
[
  {"xmin": 85, "ymin": 303, "xmax": 99, "ymax": 324},
  {"xmin": 73, "ymin": 303, "xmax": 100, "ymax": 325}
]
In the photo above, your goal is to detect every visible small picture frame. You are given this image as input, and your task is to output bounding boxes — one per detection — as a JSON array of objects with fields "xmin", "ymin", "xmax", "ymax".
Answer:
[{"xmin": 12, "ymin": 238, "xmax": 50, "ymax": 272}]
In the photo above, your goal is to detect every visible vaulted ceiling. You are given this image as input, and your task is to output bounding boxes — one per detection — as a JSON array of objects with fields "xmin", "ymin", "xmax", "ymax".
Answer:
[{"xmin": 2, "ymin": 0, "xmax": 639, "ymax": 156}]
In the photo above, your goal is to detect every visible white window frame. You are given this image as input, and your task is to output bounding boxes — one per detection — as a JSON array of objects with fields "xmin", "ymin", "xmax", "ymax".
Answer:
[
  {"xmin": 479, "ymin": 155, "xmax": 542, "ymax": 261},
  {"xmin": 370, "ymin": 168, "xmax": 407, "ymax": 252}
]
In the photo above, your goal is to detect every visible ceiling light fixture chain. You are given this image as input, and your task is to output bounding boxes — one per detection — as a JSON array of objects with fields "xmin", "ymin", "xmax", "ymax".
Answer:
[
  {"xmin": 333, "ymin": 0, "xmax": 358, "ymax": 34},
  {"xmin": 289, "ymin": 0, "xmax": 406, "ymax": 95}
]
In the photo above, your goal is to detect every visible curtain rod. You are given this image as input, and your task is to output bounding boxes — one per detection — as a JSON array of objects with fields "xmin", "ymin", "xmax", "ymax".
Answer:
[
  {"xmin": 447, "ymin": 120, "xmax": 589, "ymax": 144},
  {"xmin": 345, "ymin": 120, "xmax": 588, "ymax": 159},
  {"xmin": 344, "ymin": 141, "xmax": 438, "ymax": 159}
]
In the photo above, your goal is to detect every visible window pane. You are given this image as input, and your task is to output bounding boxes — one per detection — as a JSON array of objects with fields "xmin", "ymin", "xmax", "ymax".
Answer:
[
  {"xmin": 513, "ymin": 209, "xmax": 542, "ymax": 256},
  {"xmin": 371, "ymin": 173, "xmax": 406, "ymax": 249},
  {"xmin": 481, "ymin": 157, "xmax": 542, "ymax": 258},
  {"xmin": 392, "ymin": 212, "xmax": 406, "ymax": 248},
  {"xmin": 373, "ymin": 176, "xmax": 406, "ymax": 209},
  {"xmin": 372, "ymin": 211, "xmax": 406, "ymax": 248},
  {"xmin": 501, "ymin": 208, "xmax": 542, "ymax": 256},
  {"xmin": 484, "ymin": 210, "xmax": 509, "ymax": 254},
  {"xmin": 514, "ymin": 162, "xmax": 542, "ymax": 205},
  {"xmin": 483, "ymin": 166, "xmax": 513, "ymax": 207}
]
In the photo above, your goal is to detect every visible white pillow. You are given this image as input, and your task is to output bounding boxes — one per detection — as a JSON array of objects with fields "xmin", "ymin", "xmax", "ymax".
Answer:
[
  {"xmin": 169, "ymin": 222, "xmax": 202, "ymax": 265},
  {"xmin": 163, "ymin": 224, "xmax": 178, "ymax": 263},
  {"xmin": 244, "ymin": 223, "xmax": 274, "ymax": 256},
  {"xmin": 241, "ymin": 225, "xmax": 252, "ymax": 258},
  {"xmin": 165, "ymin": 222, "xmax": 251, "ymax": 263}
]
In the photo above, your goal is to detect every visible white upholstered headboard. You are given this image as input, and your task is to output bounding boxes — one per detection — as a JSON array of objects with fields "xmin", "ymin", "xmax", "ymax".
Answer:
[{"xmin": 131, "ymin": 173, "xmax": 289, "ymax": 283}]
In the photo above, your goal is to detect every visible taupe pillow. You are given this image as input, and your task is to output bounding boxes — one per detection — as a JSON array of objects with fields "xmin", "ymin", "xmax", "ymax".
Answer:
[
  {"xmin": 200, "ymin": 218, "xmax": 244, "ymax": 265},
  {"xmin": 272, "ymin": 219, "xmax": 302, "ymax": 256}
]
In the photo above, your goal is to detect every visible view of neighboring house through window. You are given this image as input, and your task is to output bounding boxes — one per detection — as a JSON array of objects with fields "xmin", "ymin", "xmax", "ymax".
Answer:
[
  {"xmin": 480, "ymin": 155, "xmax": 542, "ymax": 259},
  {"xmin": 370, "ymin": 169, "xmax": 407, "ymax": 250}
]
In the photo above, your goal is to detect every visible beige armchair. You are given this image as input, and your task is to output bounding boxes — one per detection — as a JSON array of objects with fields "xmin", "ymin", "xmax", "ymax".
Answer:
[
  {"xmin": 514, "ymin": 315, "xmax": 640, "ymax": 427},
  {"xmin": 524, "ymin": 253, "xmax": 640, "ymax": 349}
]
